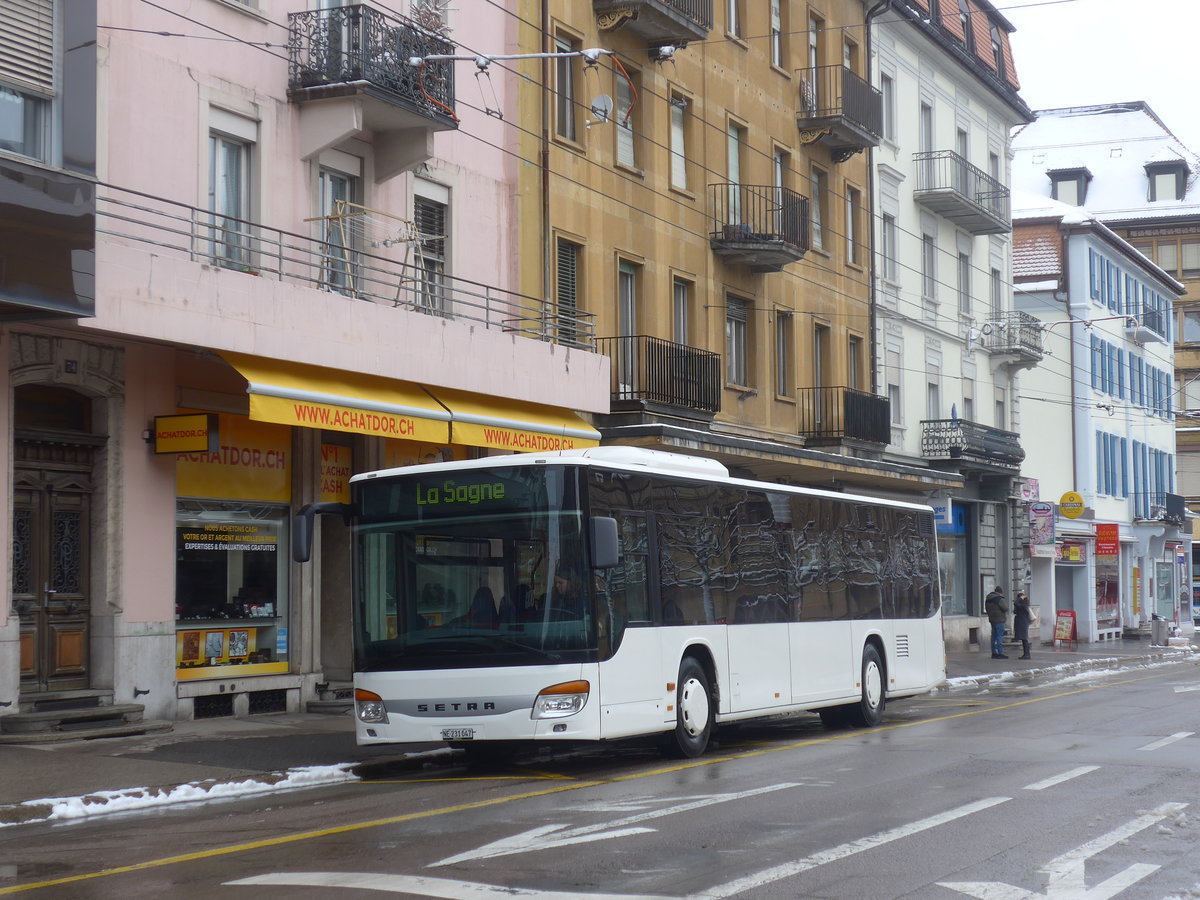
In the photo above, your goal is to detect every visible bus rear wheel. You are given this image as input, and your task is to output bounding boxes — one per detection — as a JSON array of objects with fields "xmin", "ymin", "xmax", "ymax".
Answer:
[
  {"xmin": 848, "ymin": 644, "xmax": 886, "ymax": 727},
  {"xmin": 662, "ymin": 657, "xmax": 713, "ymax": 758}
]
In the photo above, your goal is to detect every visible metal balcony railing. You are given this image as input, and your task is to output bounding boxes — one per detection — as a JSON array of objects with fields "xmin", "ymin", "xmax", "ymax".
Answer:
[
  {"xmin": 288, "ymin": 4, "xmax": 456, "ymax": 126},
  {"xmin": 596, "ymin": 335, "xmax": 721, "ymax": 413},
  {"xmin": 913, "ymin": 150, "xmax": 1011, "ymax": 234},
  {"xmin": 920, "ymin": 418, "xmax": 1024, "ymax": 469},
  {"xmin": 982, "ymin": 310, "xmax": 1044, "ymax": 359},
  {"xmin": 708, "ymin": 184, "xmax": 809, "ymax": 272},
  {"xmin": 796, "ymin": 64, "xmax": 883, "ymax": 151},
  {"xmin": 1125, "ymin": 304, "xmax": 1169, "ymax": 342},
  {"xmin": 95, "ymin": 183, "xmax": 594, "ymax": 350},
  {"xmin": 796, "ymin": 387, "xmax": 890, "ymax": 444}
]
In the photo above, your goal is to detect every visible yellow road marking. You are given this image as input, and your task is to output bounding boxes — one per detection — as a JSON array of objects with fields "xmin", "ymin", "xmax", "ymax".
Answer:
[{"xmin": 0, "ymin": 668, "xmax": 1174, "ymax": 895}]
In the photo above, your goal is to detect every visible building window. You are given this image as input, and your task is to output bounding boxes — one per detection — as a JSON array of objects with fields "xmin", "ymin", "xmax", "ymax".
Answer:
[
  {"xmin": 958, "ymin": 0, "xmax": 974, "ymax": 52},
  {"xmin": 879, "ymin": 72, "xmax": 895, "ymax": 143},
  {"xmin": 927, "ymin": 380, "xmax": 941, "ymax": 420},
  {"xmin": 1184, "ymin": 241, "xmax": 1200, "ymax": 278},
  {"xmin": 957, "ymin": 251, "xmax": 971, "ymax": 315},
  {"xmin": 728, "ymin": 0, "xmax": 742, "ymax": 37},
  {"xmin": 1050, "ymin": 169, "xmax": 1090, "ymax": 206},
  {"xmin": 554, "ymin": 34, "xmax": 580, "ymax": 142},
  {"xmin": 775, "ymin": 311, "xmax": 793, "ymax": 397},
  {"xmin": 208, "ymin": 126, "xmax": 253, "ymax": 268},
  {"xmin": 0, "ymin": 0, "xmax": 53, "ymax": 162},
  {"xmin": 1147, "ymin": 162, "xmax": 1187, "ymax": 201},
  {"xmin": 845, "ymin": 185, "xmax": 862, "ymax": 265},
  {"xmin": 672, "ymin": 277, "xmax": 691, "ymax": 345},
  {"xmin": 317, "ymin": 164, "xmax": 360, "ymax": 294},
  {"xmin": 726, "ymin": 296, "xmax": 749, "ymax": 386},
  {"xmin": 813, "ymin": 323, "xmax": 831, "ymax": 391},
  {"xmin": 770, "ymin": 0, "xmax": 784, "ymax": 67},
  {"xmin": 811, "ymin": 167, "xmax": 829, "ymax": 251},
  {"xmin": 995, "ymin": 387, "xmax": 1006, "ymax": 430},
  {"xmin": 990, "ymin": 267, "xmax": 1003, "ymax": 318},
  {"xmin": 880, "ymin": 213, "xmax": 898, "ymax": 281},
  {"xmin": 963, "ymin": 376, "xmax": 975, "ymax": 421},
  {"xmin": 921, "ymin": 232, "xmax": 937, "ymax": 300},
  {"xmin": 0, "ymin": 84, "xmax": 48, "ymax": 161},
  {"xmin": 989, "ymin": 25, "xmax": 1004, "ymax": 77},
  {"xmin": 669, "ymin": 95, "xmax": 688, "ymax": 190},
  {"xmin": 556, "ymin": 238, "xmax": 581, "ymax": 347},
  {"xmin": 414, "ymin": 193, "xmax": 448, "ymax": 315},
  {"xmin": 848, "ymin": 335, "xmax": 863, "ymax": 391},
  {"xmin": 727, "ymin": 121, "xmax": 745, "ymax": 223},
  {"xmin": 886, "ymin": 347, "xmax": 902, "ymax": 425},
  {"xmin": 617, "ymin": 260, "xmax": 639, "ymax": 390},
  {"xmin": 808, "ymin": 14, "xmax": 823, "ymax": 69},
  {"xmin": 615, "ymin": 66, "xmax": 639, "ymax": 169}
]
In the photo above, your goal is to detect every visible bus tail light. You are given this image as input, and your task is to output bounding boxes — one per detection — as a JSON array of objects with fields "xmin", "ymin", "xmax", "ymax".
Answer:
[
  {"xmin": 356, "ymin": 688, "xmax": 388, "ymax": 724},
  {"xmin": 532, "ymin": 680, "xmax": 590, "ymax": 719}
]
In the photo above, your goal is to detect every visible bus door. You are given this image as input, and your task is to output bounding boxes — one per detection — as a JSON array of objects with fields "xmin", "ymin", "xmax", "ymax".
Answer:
[{"xmin": 595, "ymin": 512, "xmax": 664, "ymax": 739}]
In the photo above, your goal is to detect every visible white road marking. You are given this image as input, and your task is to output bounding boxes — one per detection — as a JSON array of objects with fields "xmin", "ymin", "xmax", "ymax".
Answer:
[
  {"xmin": 694, "ymin": 796, "xmax": 1011, "ymax": 899},
  {"xmin": 431, "ymin": 783, "xmax": 803, "ymax": 866},
  {"xmin": 226, "ymin": 872, "xmax": 674, "ymax": 899},
  {"xmin": 1024, "ymin": 766, "xmax": 1101, "ymax": 791},
  {"xmin": 1137, "ymin": 732, "xmax": 1193, "ymax": 752},
  {"xmin": 1172, "ymin": 685, "xmax": 1200, "ymax": 694},
  {"xmin": 939, "ymin": 802, "xmax": 1186, "ymax": 899}
]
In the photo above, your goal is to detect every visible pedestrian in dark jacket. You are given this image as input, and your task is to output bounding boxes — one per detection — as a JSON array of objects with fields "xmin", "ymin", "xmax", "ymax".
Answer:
[
  {"xmin": 1013, "ymin": 591, "xmax": 1032, "ymax": 660},
  {"xmin": 984, "ymin": 586, "xmax": 1008, "ymax": 659}
]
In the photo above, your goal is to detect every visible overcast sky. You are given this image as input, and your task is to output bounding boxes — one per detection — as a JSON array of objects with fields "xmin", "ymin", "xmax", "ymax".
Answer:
[{"xmin": 1002, "ymin": 0, "xmax": 1200, "ymax": 152}]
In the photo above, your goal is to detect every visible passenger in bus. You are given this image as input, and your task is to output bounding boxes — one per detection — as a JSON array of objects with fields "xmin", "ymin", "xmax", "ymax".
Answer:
[{"xmin": 545, "ymin": 566, "xmax": 585, "ymax": 618}]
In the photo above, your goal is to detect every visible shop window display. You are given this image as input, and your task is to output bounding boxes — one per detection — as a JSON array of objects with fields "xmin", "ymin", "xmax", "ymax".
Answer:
[{"xmin": 175, "ymin": 500, "xmax": 289, "ymax": 676}]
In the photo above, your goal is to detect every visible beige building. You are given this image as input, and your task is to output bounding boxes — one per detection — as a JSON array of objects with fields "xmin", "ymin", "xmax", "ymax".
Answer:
[{"xmin": 517, "ymin": 0, "xmax": 961, "ymax": 497}]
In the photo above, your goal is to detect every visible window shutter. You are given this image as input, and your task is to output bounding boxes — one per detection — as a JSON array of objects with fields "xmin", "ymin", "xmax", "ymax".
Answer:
[
  {"xmin": 0, "ymin": 0, "xmax": 54, "ymax": 93},
  {"xmin": 414, "ymin": 196, "xmax": 446, "ymax": 263},
  {"xmin": 556, "ymin": 239, "xmax": 578, "ymax": 312}
]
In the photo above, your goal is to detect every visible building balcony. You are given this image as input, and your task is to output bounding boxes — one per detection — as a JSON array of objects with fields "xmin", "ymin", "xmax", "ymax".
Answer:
[
  {"xmin": 982, "ymin": 310, "xmax": 1044, "ymax": 367},
  {"xmin": 708, "ymin": 184, "xmax": 809, "ymax": 273},
  {"xmin": 288, "ymin": 4, "xmax": 456, "ymax": 173},
  {"xmin": 921, "ymin": 418, "xmax": 1025, "ymax": 470},
  {"xmin": 1125, "ymin": 305, "xmax": 1170, "ymax": 344},
  {"xmin": 95, "ymin": 184, "xmax": 592, "ymax": 349},
  {"xmin": 0, "ymin": 157, "xmax": 95, "ymax": 321},
  {"xmin": 797, "ymin": 386, "xmax": 891, "ymax": 445},
  {"xmin": 913, "ymin": 150, "xmax": 1011, "ymax": 235},
  {"xmin": 796, "ymin": 65, "xmax": 882, "ymax": 162},
  {"xmin": 596, "ymin": 335, "xmax": 721, "ymax": 415},
  {"xmin": 592, "ymin": 0, "xmax": 712, "ymax": 45}
]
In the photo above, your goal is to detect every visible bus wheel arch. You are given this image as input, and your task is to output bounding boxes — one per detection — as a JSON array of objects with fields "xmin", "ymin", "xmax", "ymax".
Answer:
[
  {"xmin": 849, "ymin": 639, "xmax": 887, "ymax": 728},
  {"xmin": 662, "ymin": 648, "xmax": 716, "ymax": 758}
]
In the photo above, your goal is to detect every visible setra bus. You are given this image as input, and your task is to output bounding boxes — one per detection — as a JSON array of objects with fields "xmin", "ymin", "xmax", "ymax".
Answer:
[{"xmin": 294, "ymin": 446, "xmax": 945, "ymax": 758}]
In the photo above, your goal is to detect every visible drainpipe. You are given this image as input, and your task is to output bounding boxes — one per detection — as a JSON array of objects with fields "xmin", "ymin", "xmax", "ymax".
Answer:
[
  {"xmin": 541, "ymin": 0, "xmax": 552, "ymax": 339},
  {"xmin": 864, "ymin": 0, "xmax": 892, "ymax": 398}
]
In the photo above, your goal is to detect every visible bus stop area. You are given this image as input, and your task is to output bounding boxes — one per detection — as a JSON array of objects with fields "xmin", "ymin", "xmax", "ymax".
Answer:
[{"xmin": 0, "ymin": 641, "xmax": 1195, "ymax": 828}]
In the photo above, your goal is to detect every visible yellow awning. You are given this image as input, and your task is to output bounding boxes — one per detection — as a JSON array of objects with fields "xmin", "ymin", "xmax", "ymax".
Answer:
[{"xmin": 221, "ymin": 353, "xmax": 600, "ymax": 451}]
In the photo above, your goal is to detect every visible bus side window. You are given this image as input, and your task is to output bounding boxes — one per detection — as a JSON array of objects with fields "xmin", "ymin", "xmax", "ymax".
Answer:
[{"xmin": 609, "ymin": 514, "xmax": 651, "ymax": 627}]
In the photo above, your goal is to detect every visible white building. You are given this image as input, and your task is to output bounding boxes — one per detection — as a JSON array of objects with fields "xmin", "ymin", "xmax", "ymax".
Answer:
[
  {"xmin": 1013, "ymin": 198, "xmax": 1185, "ymax": 642},
  {"xmin": 871, "ymin": 0, "xmax": 1035, "ymax": 650}
]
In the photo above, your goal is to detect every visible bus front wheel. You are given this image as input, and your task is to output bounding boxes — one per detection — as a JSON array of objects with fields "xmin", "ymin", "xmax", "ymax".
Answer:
[
  {"xmin": 848, "ymin": 644, "xmax": 886, "ymax": 727},
  {"xmin": 663, "ymin": 657, "xmax": 713, "ymax": 758}
]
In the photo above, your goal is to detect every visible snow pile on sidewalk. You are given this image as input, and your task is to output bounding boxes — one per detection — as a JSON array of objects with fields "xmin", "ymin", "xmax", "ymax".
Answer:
[{"xmin": 2, "ymin": 763, "xmax": 359, "ymax": 828}]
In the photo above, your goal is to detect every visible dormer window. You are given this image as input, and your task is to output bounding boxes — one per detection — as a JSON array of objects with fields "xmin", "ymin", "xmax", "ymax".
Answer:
[
  {"xmin": 989, "ymin": 25, "xmax": 1004, "ymax": 77},
  {"xmin": 1146, "ymin": 160, "xmax": 1187, "ymax": 202},
  {"xmin": 1048, "ymin": 167, "xmax": 1091, "ymax": 206},
  {"xmin": 958, "ymin": 0, "xmax": 974, "ymax": 52}
]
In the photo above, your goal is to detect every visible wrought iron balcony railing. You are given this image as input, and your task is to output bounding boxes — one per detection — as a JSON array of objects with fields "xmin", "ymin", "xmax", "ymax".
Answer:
[
  {"xmin": 913, "ymin": 150, "xmax": 1011, "ymax": 234},
  {"xmin": 592, "ymin": 0, "xmax": 712, "ymax": 43},
  {"xmin": 796, "ymin": 65, "xmax": 882, "ymax": 160},
  {"xmin": 982, "ymin": 310, "xmax": 1044, "ymax": 361},
  {"xmin": 288, "ymin": 4, "xmax": 456, "ymax": 129},
  {"xmin": 95, "ymin": 183, "xmax": 593, "ymax": 349},
  {"xmin": 596, "ymin": 335, "xmax": 721, "ymax": 414},
  {"xmin": 796, "ymin": 386, "xmax": 890, "ymax": 444},
  {"xmin": 708, "ymin": 183, "xmax": 809, "ymax": 273},
  {"xmin": 921, "ymin": 418, "xmax": 1024, "ymax": 469},
  {"xmin": 1125, "ymin": 304, "xmax": 1170, "ymax": 343}
]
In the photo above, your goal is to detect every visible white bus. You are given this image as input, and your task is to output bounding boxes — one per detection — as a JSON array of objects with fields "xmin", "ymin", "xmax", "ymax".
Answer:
[{"xmin": 295, "ymin": 447, "xmax": 945, "ymax": 759}]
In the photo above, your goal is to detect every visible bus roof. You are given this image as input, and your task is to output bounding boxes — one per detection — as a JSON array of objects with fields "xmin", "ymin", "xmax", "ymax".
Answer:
[{"xmin": 351, "ymin": 446, "xmax": 934, "ymax": 513}]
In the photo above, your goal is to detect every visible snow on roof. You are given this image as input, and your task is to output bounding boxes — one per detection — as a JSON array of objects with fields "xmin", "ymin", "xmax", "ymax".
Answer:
[{"xmin": 1011, "ymin": 102, "xmax": 1200, "ymax": 220}]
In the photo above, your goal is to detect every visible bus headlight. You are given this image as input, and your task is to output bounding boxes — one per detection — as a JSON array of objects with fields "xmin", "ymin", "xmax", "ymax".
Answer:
[
  {"xmin": 532, "ymin": 680, "xmax": 590, "ymax": 719},
  {"xmin": 356, "ymin": 688, "xmax": 388, "ymax": 724}
]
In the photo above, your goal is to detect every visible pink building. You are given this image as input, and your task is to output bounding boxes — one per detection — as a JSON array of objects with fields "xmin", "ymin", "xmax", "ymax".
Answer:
[{"xmin": 0, "ymin": 1, "xmax": 607, "ymax": 731}]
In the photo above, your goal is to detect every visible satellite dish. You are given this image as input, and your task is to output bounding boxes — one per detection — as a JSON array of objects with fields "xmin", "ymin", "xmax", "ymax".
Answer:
[{"xmin": 589, "ymin": 94, "xmax": 613, "ymax": 124}]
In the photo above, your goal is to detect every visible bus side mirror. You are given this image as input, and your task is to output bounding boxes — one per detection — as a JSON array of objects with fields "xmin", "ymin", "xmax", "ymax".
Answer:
[
  {"xmin": 293, "ymin": 502, "xmax": 353, "ymax": 563},
  {"xmin": 590, "ymin": 516, "xmax": 620, "ymax": 569}
]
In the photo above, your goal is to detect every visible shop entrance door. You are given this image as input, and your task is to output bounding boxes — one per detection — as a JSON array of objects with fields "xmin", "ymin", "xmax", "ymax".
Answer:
[{"xmin": 12, "ymin": 439, "xmax": 96, "ymax": 694}]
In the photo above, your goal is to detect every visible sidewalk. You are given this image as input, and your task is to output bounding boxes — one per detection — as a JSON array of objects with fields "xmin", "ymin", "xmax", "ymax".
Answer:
[{"xmin": 0, "ymin": 639, "xmax": 1194, "ymax": 827}]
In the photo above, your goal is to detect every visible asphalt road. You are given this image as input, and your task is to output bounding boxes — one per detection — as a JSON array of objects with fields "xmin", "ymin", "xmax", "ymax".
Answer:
[{"xmin": 3, "ymin": 660, "xmax": 1200, "ymax": 899}]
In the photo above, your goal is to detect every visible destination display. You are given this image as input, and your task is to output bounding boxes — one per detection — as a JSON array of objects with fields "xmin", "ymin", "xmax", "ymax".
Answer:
[{"xmin": 359, "ymin": 467, "xmax": 570, "ymax": 522}]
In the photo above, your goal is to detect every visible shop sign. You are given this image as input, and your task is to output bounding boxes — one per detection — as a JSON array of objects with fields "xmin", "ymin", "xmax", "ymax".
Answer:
[
  {"xmin": 320, "ymin": 444, "xmax": 352, "ymax": 504},
  {"xmin": 1029, "ymin": 502, "xmax": 1055, "ymax": 545},
  {"xmin": 1095, "ymin": 523, "xmax": 1120, "ymax": 557},
  {"xmin": 1020, "ymin": 478, "xmax": 1040, "ymax": 502},
  {"xmin": 1030, "ymin": 544, "xmax": 1058, "ymax": 558},
  {"xmin": 176, "ymin": 413, "xmax": 291, "ymax": 502},
  {"xmin": 153, "ymin": 413, "xmax": 217, "ymax": 454},
  {"xmin": 1056, "ymin": 541, "xmax": 1086, "ymax": 563},
  {"xmin": 1059, "ymin": 491, "xmax": 1085, "ymax": 519},
  {"xmin": 931, "ymin": 499, "xmax": 953, "ymax": 528}
]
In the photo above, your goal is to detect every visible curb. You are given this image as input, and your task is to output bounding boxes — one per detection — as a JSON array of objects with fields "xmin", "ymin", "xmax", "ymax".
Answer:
[{"xmin": 940, "ymin": 648, "xmax": 1197, "ymax": 690}]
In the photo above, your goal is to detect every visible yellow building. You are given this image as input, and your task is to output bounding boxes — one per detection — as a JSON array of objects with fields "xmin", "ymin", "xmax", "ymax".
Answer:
[{"xmin": 516, "ymin": 0, "xmax": 961, "ymax": 497}]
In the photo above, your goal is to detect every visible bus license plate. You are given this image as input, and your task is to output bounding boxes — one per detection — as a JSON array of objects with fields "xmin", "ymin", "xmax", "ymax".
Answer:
[{"xmin": 442, "ymin": 728, "xmax": 475, "ymax": 741}]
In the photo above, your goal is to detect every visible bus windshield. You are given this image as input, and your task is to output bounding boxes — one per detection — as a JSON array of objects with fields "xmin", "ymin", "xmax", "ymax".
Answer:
[{"xmin": 352, "ymin": 465, "xmax": 596, "ymax": 671}]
